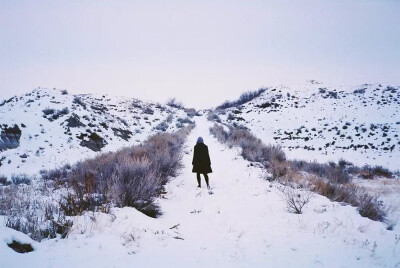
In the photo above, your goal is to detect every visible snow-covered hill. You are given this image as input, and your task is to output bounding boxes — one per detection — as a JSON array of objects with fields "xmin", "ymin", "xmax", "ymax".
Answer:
[
  {"xmin": 1, "ymin": 85, "xmax": 399, "ymax": 267},
  {"xmin": 0, "ymin": 88, "xmax": 193, "ymax": 177},
  {"xmin": 215, "ymin": 82, "xmax": 400, "ymax": 170},
  {"xmin": 1, "ymin": 116, "xmax": 399, "ymax": 267}
]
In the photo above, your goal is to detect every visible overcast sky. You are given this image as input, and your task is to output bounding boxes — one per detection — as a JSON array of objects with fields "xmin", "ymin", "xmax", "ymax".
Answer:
[{"xmin": 1, "ymin": 0, "xmax": 399, "ymax": 108}]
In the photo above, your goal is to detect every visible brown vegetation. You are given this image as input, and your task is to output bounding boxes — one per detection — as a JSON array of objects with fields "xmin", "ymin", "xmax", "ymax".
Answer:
[{"xmin": 209, "ymin": 123, "xmax": 386, "ymax": 221}]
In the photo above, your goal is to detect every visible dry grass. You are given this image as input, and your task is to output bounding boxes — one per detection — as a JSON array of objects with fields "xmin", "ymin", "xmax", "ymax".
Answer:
[
  {"xmin": 0, "ymin": 125, "xmax": 193, "ymax": 242},
  {"xmin": 209, "ymin": 123, "xmax": 286, "ymax": 168},
  {"xmin": 57, "ymin": 125, "xmax": 193, "ymax": 217},
  {"xmin": 209, "ymin": 122, "xmax": 387, "ymax": 222},
  {"xmin": 0, "ymin": 185, "xmax": 72, "ymax": 242}
]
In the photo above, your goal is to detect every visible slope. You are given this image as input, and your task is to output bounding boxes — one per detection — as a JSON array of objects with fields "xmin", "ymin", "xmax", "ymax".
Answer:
[
  {"xmin": 1, "ymin": 115, "xmax": 399, "ymax": 267},
  {"xmin": 215, "ymin": 82, "xmax": 400, "ymax": 170},
  {"xmin": 0, "ymin": 88, "xmax": 192, "ymax": 177}
]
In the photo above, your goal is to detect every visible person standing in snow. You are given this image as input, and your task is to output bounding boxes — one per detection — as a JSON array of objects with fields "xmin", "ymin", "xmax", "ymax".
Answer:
[{"xmin": 192, "ymin": 137, "xmax": 212, "ymax": 189}]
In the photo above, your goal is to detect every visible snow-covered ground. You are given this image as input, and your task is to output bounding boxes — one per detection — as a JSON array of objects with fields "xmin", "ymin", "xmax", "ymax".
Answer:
[
  {"xmin": 217, "ymin": 82, "xmax": 400, "ymax": 170},
  {"xmin": 1, "ymin": 116, "xmax": 399, "ymax": 267}
]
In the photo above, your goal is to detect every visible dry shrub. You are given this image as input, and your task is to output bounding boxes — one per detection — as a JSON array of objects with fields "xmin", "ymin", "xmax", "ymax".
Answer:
[
  {"xmin": 271, "ymin": 160, "xmax": 290, "ymax": 180},
  {"xmin": 310, "ymin": 177, "xmax": 385, "ymax": 221},
  {"xmin": 209, "ymin": 123, "xmax": 386, "ymax": 222},
  {"xmin": 56, "ymin": 126, "xmax": 193, "ymax": 218},
  {"xmin": 0, "ymin": 174, "xmax": 11, "ymax": 185},
  {"xmin": 209, "ymin": 124, "xmax": 229, "ymax": 143},
  {"xmin": 282, "ymin": 187, "xmax": 313, "ymax": 214},
  {"xmin": 290, "ymin": 160, "xmax": 349, "ymax": 184},
  {"xmin": 166, "ymin": 98, "xmax": 184, "ymax": 109},
  {"xmin": 216, "ymin": 88, "xmax": 266, "ymax": 110},
  {"xmin": 209, "ymin": 123, "xmax": 286, "ymax": 166},
  {"xmin": 371, "ymin": 166, "xmax": 392, "ymax": 178},
  {"xmin": 11, "ymin": 174, "xmax": 32, "ymax": 185},
  {"xmin": 1, "ymin": 185, "xmax": 72, "ymax": 242},
  {"xmin": 207, "ymin": 112, "xmax": 221, "ymax": 123}
]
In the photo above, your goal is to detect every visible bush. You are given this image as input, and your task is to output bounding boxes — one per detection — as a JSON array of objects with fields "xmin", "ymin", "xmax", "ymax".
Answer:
[
  {"xmin": 154, "ymin": 121, "xmax": 169, "ymax": 132},
  {"xmin": 216, "ymin": 88, "xmax": 266, "ymax": 109},
  {"xmin": 227, "ymin": 113, "xmax": 235, "ymax": 121},
  {"xmin": 207, "ymin": 112, "xmax": 221, "ymax": 123},
  {"xmin": 11, "ymin": 174, "xmax": 31, "ymax": 185},
  {"xmin": 40, "ymin": 164, "xmax": 72, "ymax": 182},
  {"xmin": 55, "ymin": 125, "xmax": 193, "ymax": 218},
  {"xmin": 0, "ymin": 175, "xmax": 11, "ymax": 185},
  {"xmin": 167, "ymin": 98, "xmax": 184, "ymax": 109},
  {"xmin": 1, "ymin": 186, "xmax": 72, "ymax": 241},
  {"xmin": 177, "ymin": 117, "xmax": 194, "ymax": 125},
  {"xmin": 61, "ymin": 89, "xmax": 68, "ymax": 95},
  {"xmin": 209, "ymin": 122, "xmax": 386, "ymax": 222},
  {"xmin": 311, "ymin": 178, "xmax": 385, "ymax": 221},
  {"xmin": 73, "ymin": 97, "xmax": 86, "ymax": 109},
  {"xmin": 166, "ymin": 114, "xmax": 174, "ymax": 123},
  {"xmin": 282, "ymin": 188, "xmax": 312, "ymax": 214},
  {"xmin": 43, "ymin": 107, "xmax": 69, "ymax": 120},
  {"xmin": 143, "ymin": 106, "xmax": 154, "ymax": 115},
  {"xmin": 372, "ymin": 166, "xmax": 392, "ymax": 178},
  {"xmin": 209, "ymin": 123, "xmax": 286, "ymax": 169},
  {"xmin": 42, "ymin": 108, "xmax": 55, "ymax": 115},
  {"xmin": 290, "ymin": 160, "xmax": 349, "ymax": 184},
  {"xmin": 353, "ymin": 88, "xmax": 366, "ymax": 94},
  {"xmin": 185, "ymin": 108, "xmax": 199, "ymax": 117}
]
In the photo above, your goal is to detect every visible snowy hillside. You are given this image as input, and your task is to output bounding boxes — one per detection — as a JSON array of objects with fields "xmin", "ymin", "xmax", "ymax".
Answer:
[
  {"xmin": 0, "ymin": 88, "xmax": 193, "ymax": 177},
  {"xmin": 1, "ymin": 116, "xmax": 399, "ymax": 267},
  {"xmin": 0, "ymin": 86, "xmax": 399, "ymax": 267},
  {"xmin": 215, "ymin": 82, "xmax": 400, "ymax": 170}
]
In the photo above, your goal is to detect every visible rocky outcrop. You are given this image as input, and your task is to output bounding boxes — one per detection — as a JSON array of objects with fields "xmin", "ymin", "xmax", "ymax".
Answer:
[
  {"xmin": 112, "ymin": 127, "xmax": 132, "ymax": 141},
  {"xmin": 0, "ymin": 125, "xmax": 22, "ymax": 151},
  {"xmin": 79, "ymin": 132, "xmax": 107, "ymax": 152},
  {"xmin": 65, "ymin": 113, "xmax": 85, "ymax": 128}
]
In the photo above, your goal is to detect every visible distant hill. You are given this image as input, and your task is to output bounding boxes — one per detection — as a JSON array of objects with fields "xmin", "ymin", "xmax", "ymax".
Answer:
[{"xmin": 214, "ymin": 81, "xmax": 400, "ymax": 170}]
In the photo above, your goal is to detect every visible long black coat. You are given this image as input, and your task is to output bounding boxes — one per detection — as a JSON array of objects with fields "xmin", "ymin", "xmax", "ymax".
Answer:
[{"xmin": 192, "ymin": 143, "xmax": 212, "ymax": 174}]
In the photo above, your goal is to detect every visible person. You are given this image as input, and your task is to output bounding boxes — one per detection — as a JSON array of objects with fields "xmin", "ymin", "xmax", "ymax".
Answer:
[{"xmin": 192, "ymin": 137, "xmax": 212, "ymax": 189}]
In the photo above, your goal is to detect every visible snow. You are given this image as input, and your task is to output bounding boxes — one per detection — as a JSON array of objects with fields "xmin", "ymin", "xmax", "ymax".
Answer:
[
  {"xmin": 1, "ymin": 115, "xmax": 399, "ymax": 267},
  {"xmin": 0, "ymin": 88, "xmax": 190, "ymax": 177},
  {"xmin": 217, "ymin": 82, "xmax": 400, "ymax": 170}
]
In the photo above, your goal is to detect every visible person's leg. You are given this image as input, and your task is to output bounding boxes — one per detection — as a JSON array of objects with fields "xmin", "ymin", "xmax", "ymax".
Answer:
[
  {"xmin": 204, "ymin": 173, "xmax": 210, "ymax": 188},
  {"xmin": 197, "ymin": 173, "xmax": 201, "ymax": 187}
]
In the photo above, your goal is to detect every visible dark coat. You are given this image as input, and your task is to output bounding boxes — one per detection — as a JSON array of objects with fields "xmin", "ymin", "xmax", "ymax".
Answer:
[{"xmin": 192, "ymin": 143, "xmax": 212, "ymax": 174}]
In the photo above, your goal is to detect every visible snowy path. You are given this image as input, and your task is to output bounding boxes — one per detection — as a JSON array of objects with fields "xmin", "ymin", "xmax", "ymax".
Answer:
[
  {"xmin": 132, "ymin": 116, "xmax": 399, "ymax": 267},
  {"xmin": 1, "ymin": 116, "xmax": 399, "ymax": 267}
]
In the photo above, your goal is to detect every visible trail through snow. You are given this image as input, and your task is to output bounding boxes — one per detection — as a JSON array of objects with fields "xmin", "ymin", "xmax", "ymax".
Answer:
[
  {"xmin": 132, "ymin": 116, "xmax": 399, "ymax": 267},
  {"xmin": 1, "ymin": 116, "xmax": 399, "ymax": 267}
]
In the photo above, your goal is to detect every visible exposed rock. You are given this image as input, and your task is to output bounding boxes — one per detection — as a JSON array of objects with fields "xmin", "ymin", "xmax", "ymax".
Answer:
[
  {"xmin": 7, "ymin": 240, "xmax": 34, "ymax": 253},
  {"xmin": 91, "ymin": 105, "xmax": 108, "ymax": 113},
  {"xmin": 0, "ymin": 156, "xmax": 5, "ymax": 166},
  {"xmin": 112, "ymin": 127, "xmax": 133, "ymax": 141},
  {"xmin": 65, "ymin": 113, "xmax": 85, "ymax": 128},
  {"xmin": 20, "ymin": 153, "xmax": 28, "ymax": 158},
  {"xmin": 80, "ymin": 132, "xmax": 107, "ymax": 152},
  {"xmin": 0, "ymin": 125, "xmax": 22, "ymax": 151},
  {"xmin": 143, "ymin": 106, "xmax": 154, "ymax": 115}
]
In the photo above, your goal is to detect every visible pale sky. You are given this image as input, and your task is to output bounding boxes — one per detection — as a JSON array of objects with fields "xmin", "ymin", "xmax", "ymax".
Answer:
[{"xmin": 1, "ymin": 0, "xmax": 399, "ymax": 109}]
